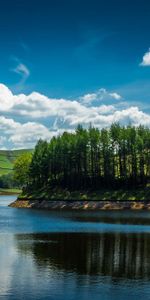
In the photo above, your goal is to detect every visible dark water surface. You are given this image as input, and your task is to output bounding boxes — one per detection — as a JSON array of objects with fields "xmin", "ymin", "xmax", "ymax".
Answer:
[{"xmin": 0, "ymin": 196, "xmax": 150, "ymax": 299}]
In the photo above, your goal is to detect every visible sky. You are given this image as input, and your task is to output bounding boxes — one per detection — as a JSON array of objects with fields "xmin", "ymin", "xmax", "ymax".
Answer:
[{"xmin": 0, "ymin": 0, "xmax": 150, "ymax": 149}]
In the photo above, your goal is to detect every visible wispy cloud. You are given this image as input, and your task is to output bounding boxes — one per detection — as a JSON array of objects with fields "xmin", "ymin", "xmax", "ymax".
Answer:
[
  {"xmin": 10, "ymin": 57, "xmax": 30, "ymax": 92},
  {"xmin": 140, "ymin": 49, "xmax": 150, "ymax": 66},
  {"xmin": 13, "ymin": 63, "xmax": 30, "ymax": 81}
]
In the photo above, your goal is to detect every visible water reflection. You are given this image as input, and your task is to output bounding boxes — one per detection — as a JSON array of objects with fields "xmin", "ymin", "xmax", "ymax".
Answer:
[
  {"xmin": 69, "ymin": 210, "xmax": 150, "ymax": 225},
  {"xmin": 1, "ymin": 196, "xmax": 150, "ymax": 300},
  {"xmin": 15, "ymin": 232, "xmax": 150, "ymax": 281}
]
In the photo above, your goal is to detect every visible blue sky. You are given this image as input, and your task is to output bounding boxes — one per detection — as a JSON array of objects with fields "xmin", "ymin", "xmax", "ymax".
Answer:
[{"xmin": 0, "ymin": 0, "xmax": 150, "ymax": 149}]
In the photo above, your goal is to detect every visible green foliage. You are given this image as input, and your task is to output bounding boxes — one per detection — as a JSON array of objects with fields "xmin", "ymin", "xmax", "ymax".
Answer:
[
  {"xmin": 0, "ymin": 149, "xmax": 33, "ymax": 175},
  {"xmin": 25, "ymin": 124, "xmax": 150, "ymax": 194},
  {"xmin": 13, "ymin": 152, "xmax": 32, "ymax": 187},
  {"xmin": 29, "ymin": 140, "xmax": 49, "ymax": 188},
  {"xmin": 0, "ymin": 173, "xmax": 17, "ymax": 188}
]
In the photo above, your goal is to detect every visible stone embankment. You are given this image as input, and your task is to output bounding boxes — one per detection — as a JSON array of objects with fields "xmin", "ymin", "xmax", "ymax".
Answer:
[{"xmin": 9, "ymin": 199, "xmax": 150, "ymax": 210}]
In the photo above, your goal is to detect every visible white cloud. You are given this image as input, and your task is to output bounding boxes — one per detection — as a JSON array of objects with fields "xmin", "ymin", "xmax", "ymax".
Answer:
[
  {"xmin": 80, "ymin": 92, "xmax": 97, "ymax": 104},
  {"xmin": 0, "ymin": 84, "xmax": 150, "ymax": 149},
  {"xmin": 140, "ymin": 49, "xmax": 150, "ymax": 66},
  {"xmin": 0, "ymin": 84, "xmax": 13, "ymax": 110},
  {"xmin": 109, "ymin": 92, "xmax": 121, "ymax": 100},
  {"xmin": 80, "ymin": 88, "xmax": 122, "ymax": 105},
  {"xmin": 0, "ymin": 116, "xmax": 53, "ymax": 149},
  {"xmin": 9, "ymin": 122, "xmax": 53, "ymax": 149}
]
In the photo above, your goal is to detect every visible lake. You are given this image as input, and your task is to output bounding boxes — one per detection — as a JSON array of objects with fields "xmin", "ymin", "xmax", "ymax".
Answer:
[{"xmin": 0, "ymin": 195, "xmax": 150, "ymax": 299}]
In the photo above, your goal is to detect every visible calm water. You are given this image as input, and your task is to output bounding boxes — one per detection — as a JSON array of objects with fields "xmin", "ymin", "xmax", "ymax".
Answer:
[{"xmin": 1, "ymin": 196, "xmax": 150, "ymax": 299}]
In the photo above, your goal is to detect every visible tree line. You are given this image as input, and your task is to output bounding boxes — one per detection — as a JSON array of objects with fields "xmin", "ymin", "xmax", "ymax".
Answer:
[
  {"xmin": 16, "ymin": 123, "xmax": 149, "ymax": 192},
  {"xmin": 0, "ymin": 173, "xmax": 17, "ymax": 189}
]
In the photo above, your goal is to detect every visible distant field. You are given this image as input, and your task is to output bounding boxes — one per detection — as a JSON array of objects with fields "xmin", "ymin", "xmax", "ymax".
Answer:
[
  {"xmin": 0, "ymin": 188, "xmax": 21, "ymax": 195},
  {"xmin": 0, "ymin": 149, "xmax": 33, "ymax": 175}
]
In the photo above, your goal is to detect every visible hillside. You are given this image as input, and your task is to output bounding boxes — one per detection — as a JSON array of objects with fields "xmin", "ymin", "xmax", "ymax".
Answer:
[{"xmin": 0, "ymin": 149, "xmax": 33, "ymax": 175}]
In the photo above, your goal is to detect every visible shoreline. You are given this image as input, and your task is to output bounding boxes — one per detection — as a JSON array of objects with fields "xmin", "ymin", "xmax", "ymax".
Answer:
[{"xmin": 9, "ymin": 199, "xmax": 150, "ymax": 210}]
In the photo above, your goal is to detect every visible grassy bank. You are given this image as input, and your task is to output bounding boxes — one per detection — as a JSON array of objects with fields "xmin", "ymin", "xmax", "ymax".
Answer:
[
  {"xmin": 10, "ymin": 185, "xmax": 150, "ymax": 209},
  {"xmin": 18, "ymin": 185, "xmax": 150, "ymax": 202}
]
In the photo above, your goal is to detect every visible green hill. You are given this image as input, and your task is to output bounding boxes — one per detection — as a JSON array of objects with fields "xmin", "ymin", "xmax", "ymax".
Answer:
[{"xmin": 0, "ymin": 149, "xmax": 33, "ymax": 175}]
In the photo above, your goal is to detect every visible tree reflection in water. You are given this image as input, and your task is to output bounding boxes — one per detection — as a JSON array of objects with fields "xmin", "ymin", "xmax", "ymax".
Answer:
[{"xmin": 15, "ymin": 232, "xmax": 150, "ymax": 281}]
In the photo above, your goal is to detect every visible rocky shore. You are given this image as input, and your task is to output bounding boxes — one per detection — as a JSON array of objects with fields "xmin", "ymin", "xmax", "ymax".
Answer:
[{"xmin": 9, "ymin": 199, "xmax": 150, "ymax": 210}]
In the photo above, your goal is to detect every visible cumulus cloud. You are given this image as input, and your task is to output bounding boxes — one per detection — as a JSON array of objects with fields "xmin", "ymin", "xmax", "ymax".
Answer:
[
  {"xmin": 9, "ymin": 122, "xmax": 53, "ymax": 149},
  {"xmin": 0, "ymin": 83, "xmax": 150, "ymax": 149},
  {"xmin": 140, "ymin": 49, "xmax": 150, "ymax": 66},
  {"xmin": 0, "ymin": 84, "xmax": 13, "ymax": 110},
  {"xmin": 0, "ymin": 116, "xmax": 53, "ymax": 149},
  {"xmin": 80, "ymin": 88, "xmax": 122, "ymax": 105},
  {"xmin": 80, "ymin": 92, "xmax": 97, "ymax": 104}
]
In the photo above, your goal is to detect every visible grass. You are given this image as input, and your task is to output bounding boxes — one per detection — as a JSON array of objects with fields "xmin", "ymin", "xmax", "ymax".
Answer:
[
  {"xmin": 0, "ymin": 188, "xmax": 21, "ymax": 195},
  {"xmin": 19, "ymin": 184, "xmax": 150, "ymax": 201},
  {"xmin": 0, "ymin": 149, "xmax": 33, "ymax": 175}
]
